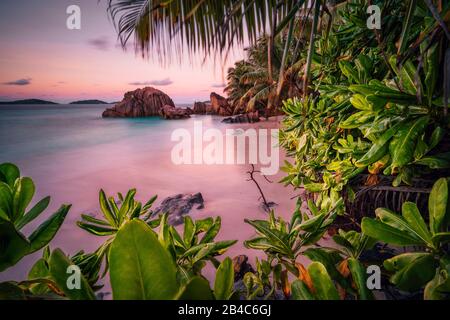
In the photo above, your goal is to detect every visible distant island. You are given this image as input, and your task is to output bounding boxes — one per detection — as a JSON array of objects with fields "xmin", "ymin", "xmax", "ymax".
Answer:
[
  {"xmin": 70, "ymin": 100, "xmax": 110, "ymax": 105},
  {"xmin": 0, "ymin": 99, "xmax": 58, "ymax": 105}
]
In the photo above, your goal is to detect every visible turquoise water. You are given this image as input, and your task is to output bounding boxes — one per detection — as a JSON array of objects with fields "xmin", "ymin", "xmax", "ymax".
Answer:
[{"xmin": 0, "ymin": 104, "xmax": 296, "ymax": 287}]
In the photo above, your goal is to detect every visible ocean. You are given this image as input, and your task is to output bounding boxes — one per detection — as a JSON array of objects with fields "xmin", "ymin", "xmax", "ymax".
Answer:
[{"xmin": 0, "ymin": 104, "xmax": 297, "ymax": 289}]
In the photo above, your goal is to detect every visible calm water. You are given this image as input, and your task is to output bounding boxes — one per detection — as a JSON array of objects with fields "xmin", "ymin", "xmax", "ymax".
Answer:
[{"xmin": 0, "ymin": 104, "xmax": 297, "ymax": 288}]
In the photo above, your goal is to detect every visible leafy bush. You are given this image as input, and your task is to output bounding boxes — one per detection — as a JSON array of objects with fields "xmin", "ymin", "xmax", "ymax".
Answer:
[
  {"xmin": 0, "ymin": 163, "xmax": 70, "ymax": 272},
  {"xmin": 362, "ymin": 178, "xmax": 450, "ymax": 299}
]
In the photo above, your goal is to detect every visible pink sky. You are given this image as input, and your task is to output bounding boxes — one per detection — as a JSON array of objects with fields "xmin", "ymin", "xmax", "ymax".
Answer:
[{"xmin": 0, "ymin": 0, "xmax": 243, "ymax": 104}]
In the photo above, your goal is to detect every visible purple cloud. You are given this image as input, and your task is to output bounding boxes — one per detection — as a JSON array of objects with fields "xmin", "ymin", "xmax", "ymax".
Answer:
[
  {"xmin": 3, "ymin": 78, "xmax": 32, "ymax": 86},
  {"xmin": 211, "ymin": 82, "xmax": 226, "ymax": 88},
  {"xmin": 129, "ymin": 78, "xmax": 173, "ymax": 86},
  {"xmin": 88, "ymin": 37, "xmax": 110, "ymax": 51}
]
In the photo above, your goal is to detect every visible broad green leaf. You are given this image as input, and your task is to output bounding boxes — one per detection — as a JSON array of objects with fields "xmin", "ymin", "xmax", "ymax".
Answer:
[
  {"xmin": 308, "ymin": 262, "xmax": 339, "ymax": 300},
  {"xmin": 356, "ymin": 123, "xmax": 400, "ymax": 166},
  {"xmin": 0, "ymin": 163, "xmax": 20, "ymax": 188},
  {"xmin": 109, "ymin": 219, "xmax": 178, "ymax": 300},
  {"xmin": 0, "ymin": 221, "xmax": 30, "ymax": 272},
  {"xmin": 348, "ymin": 258, "xmax": 373, "ymax": 300},
  {"xmin": 384, "ymin": 253, "xmax": 436, "ymax": 292},
  {"xmin": 176, "ymin": 277, "xmax": 213, "ymax": 300},
  {"xmin": 401, "ymin": 202, "xmax": 432, "ymax": 244},
  {"xmin": 15, "ymin": 196, "xmax": 51, "ymax": 230},
  {"xmin": 214, "ymin": 257, "xmax": 234, "ymax": 300},
  {"xmin": 303, "ymin": 248, "xmax": 347, "ymax": 289},
  {"xmin": 428, "ymin": 178, "xmax": 448, "ymax": 234},
  {"xmin": 28, "ymin": 258, "xmax": 51, "ymax": 295},
  {"xmin": 49, "ymin": 248, "xmax": 96, "ymax": 300},
  {"xmin": 429, "ymin": 126, "xmax": 444, "ymax": 150},
  {"xmin": 12, "ymin": 177, "xmax": 35, "ymax": 222},
  {"xmin": 375, "ymin": 208, "xmax": 424, "ymax": 243},
  {"xmin": 291, "ymin": 280, "xmax": 314, "ymax": 300},
  {"xmin": 361, "ymin": 217, "xmax": 423, "ymax": 246},
  {"xmin": 390, "ymin": 116, "xmax": 429, "ymax": 172},
  {"xmin": 28, "ymin": 205, "xmax": 71, "ymax": 253},
  {"xmin": 0, "ymin": 182, "xmax": 12, "ymax": 219}
]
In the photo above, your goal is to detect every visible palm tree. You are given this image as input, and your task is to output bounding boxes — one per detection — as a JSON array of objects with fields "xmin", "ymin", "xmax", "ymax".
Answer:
[{"xmin": 106, "ymin": 0, "xmax": 325, "ymax": 100}]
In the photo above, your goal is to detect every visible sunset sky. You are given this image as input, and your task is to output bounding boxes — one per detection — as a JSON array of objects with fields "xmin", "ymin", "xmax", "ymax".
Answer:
[{"xmin": 0, "ymin": 0, "xmax": 243, "ymax": 104}]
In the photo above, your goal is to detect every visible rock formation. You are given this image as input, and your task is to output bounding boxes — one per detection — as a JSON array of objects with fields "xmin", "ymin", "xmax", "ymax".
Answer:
[
  {"xmin": 160, "ymin": 105, "xmax": 191, "ymax": 120},
  {"xmin": 193, "ymin": 101, "xmax": 208, "ymax": 115},
  {"xmin": 102, "ymin": 87, "xmax": 175, "ymax": 118},
  {"xmin": 222, "ymin": 111, "xmax": 260, "ymax": 124},
  {"xmin": 153, "ymin": 193, "xmax": 205, "ymax": 225},
  {"xmin": 210, "ymin": 92, "xmax": 233, "ymax": 116}
]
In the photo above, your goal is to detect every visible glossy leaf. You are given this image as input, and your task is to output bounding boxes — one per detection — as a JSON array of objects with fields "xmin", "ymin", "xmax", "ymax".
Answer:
[
  {"xmin": 49, "ymin": 248, "xmax": 96, "ymax": 300},
  {"xmin": 361, "ymin": 217, "xmax": 423, "ymax": 246},
  {"xmin": 308, "ymin": 262, "xmax": 340, "ymax": 300},
  {"xmin": 28, "ymin": 205, "xmax": 71, "ymax": 253},
  {"xmin": 214, "ymin": 257, "xmax": 234, "ymax": 300},
  {"xmin": 383, "ymin": 253, "xmax": 436, "ymax": 292},
  {"xmin": 0, "ymin": 163, "xmax": 20, "ymax": 188},
  {"xmin": 109, "ymin": 219, "xmax": 178, "ymax": 300},
  {"xmin": 0, "ymin": 221, "xmax": 30, "ymax": 272},
  {"xmin": 428, "ymin": 178, "xmax": 448, "ymax": 234},
  {"xmin": 15, "ymin": 196, "xmax": 51, "ymax": 230}
]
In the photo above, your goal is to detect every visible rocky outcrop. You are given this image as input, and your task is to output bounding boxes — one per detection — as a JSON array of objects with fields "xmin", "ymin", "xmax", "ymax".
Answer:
[
  {"xmin": 193, "ymin": 101, "xmax": 208, "ymax": 115},
  {"xmin": 153, "ymin": 193, "xmax": 204, "ymax": 225},
  {"xmin": 210, "ymin": 92, "xmax": 233, "ymax": 116},
  {"xmin": 160, "ymin": 105, "xmax": 191, "ymax": 120},
  {"xmin": 102, "ymin": 87, "xmax": 175, "ymax": 118},
  {"xmin": 222, "ymin": 111, "xmax": 260, "ymax": 124}
]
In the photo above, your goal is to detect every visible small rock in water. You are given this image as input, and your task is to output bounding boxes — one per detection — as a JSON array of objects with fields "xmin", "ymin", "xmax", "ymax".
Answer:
[
  {"xmin": 222, "ymin": 112, "xmax": 260, "ymax": 124},
  {"xmin": 153, "ymin": 193, "xmax": 205, "ymax": 225}
]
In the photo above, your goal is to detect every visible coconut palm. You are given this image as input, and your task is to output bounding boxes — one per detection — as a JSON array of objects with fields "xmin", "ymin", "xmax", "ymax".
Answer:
[{"xmin": 106, "ymin": 0, "xmax": 333, "ymax": 102}]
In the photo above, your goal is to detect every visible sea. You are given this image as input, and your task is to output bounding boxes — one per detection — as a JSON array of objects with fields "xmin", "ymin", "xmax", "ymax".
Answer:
[{"xmin": 0, "ymin": 104, "xmax": 298, "ymax": 291}]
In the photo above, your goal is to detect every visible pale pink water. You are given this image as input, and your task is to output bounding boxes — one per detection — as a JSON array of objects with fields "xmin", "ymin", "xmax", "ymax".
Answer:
[{"xmin": 0, "ymin": 105, "xmax": 301, "ymax": 292}]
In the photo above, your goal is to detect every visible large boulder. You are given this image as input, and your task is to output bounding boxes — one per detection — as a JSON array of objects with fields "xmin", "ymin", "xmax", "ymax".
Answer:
[
  {"xmin": 160, "ymin": 105, "xmax": 191, "ymax": 120},
  {"xmin": 210, "ymin": 92, "xmax": 233, "ymax": 116},
  {"xmin": 102, "ymin": 87, "xmax": 175, "ymax": 118},
  {"xmin": 193, "ymin": 101, "xmax": 208, "ymax": 114}
]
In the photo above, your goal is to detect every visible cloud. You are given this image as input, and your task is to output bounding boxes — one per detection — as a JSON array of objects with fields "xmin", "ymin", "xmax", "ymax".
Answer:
[
  {"xmin": 211, "ymin": 82, "xmax": 226, "ymax": 88},
  {"xmin": 87, "ymin": 37, "xmax": 110, "ymax": 51},
  {"xmin": 3, "ymin": 78, "xmax": 32, "ymax": 86},
  {"xmin": 129, "ymin": 78, "xmax": 173, "ymax": 86}
]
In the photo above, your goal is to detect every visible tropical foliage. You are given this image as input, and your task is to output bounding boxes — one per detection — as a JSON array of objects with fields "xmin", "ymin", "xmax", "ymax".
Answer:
[
  {"xmin": 362, "ymin": 178, "xmax": 450, "ymax": 299},
  {"xmin": 2, "ymin": 0, "xmax": 450, "ymax": 302},
  {"xmin": 0, "ymin": 163, "xmax": 70, "ymax": 272}
]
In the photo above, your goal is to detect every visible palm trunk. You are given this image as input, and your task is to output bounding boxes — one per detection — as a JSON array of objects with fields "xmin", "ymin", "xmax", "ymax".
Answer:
[{"xmin": 302, "ymin": 0, "xmax": 321, "ymax": 96}]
